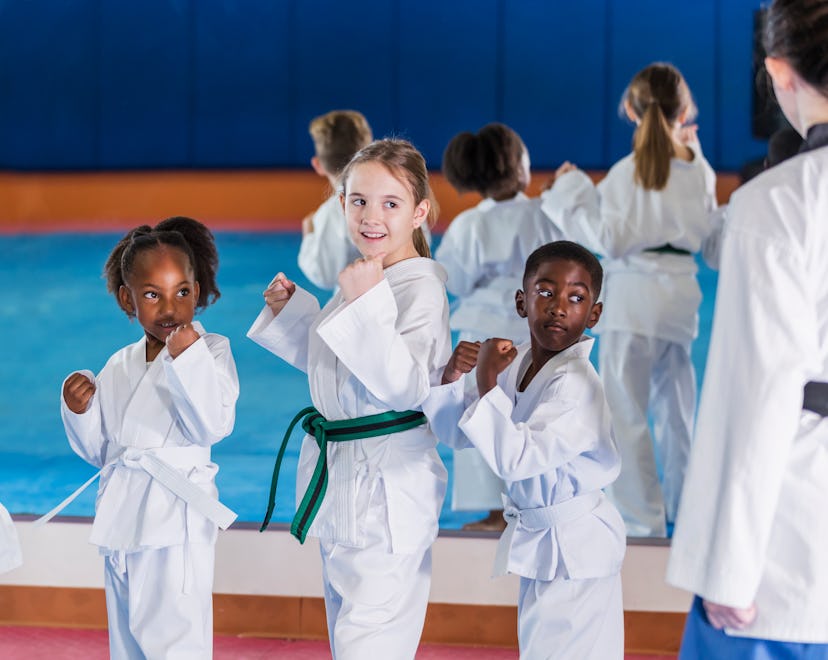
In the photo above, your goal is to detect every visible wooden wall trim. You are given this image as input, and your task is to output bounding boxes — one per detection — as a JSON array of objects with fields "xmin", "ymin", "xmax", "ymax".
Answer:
[
  {"xmin": 0, "ymin": 585, "xmax": 685, "ymax": 653},
  {"xmin": 0, "ymin": 170, "xmax": 740, "ymax": 234}
]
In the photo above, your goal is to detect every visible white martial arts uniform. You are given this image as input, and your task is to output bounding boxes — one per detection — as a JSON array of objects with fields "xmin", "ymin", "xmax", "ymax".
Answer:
[
  {"xmin": 298, "ymin": 195, "xmax": 362, "ymax": 291},
  {"xmin": 541, "ymin": 146, "xmax": 717, "ymax": 537},
  {"xmin": 247, "ymin": 257, "xmax": 451, "ymax": 660},
  {"xmin": 435, "ymin": 194, "xmax": 562, "ymax": 511},
  {"xmin": 0, "ymin": 503, "xmax": 22, "ymax": 574},
  {"xmin": 424, "ymin": 337, "xmax": 626, "ymax": 659},
  {"xmin": 59, "ymin": 321, "xmax": 239, "ymax": 659},
  {"xmin": 667, "ymin": 140, "xmax": 828, "ymax": 645}
]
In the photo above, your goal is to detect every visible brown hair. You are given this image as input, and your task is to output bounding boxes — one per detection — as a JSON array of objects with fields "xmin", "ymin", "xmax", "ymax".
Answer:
[
  {"xmin": 442, "ymin": 123, "xmax": 528, "ymax": 200},
  {"xmin": 764, "ymin": 0, "xmax": 828, "ymax": 99},
  {"xmin": 309, "ymin": 110, "xmax": 373, "ymax": 175},
  {"xmin": 340, "ymin": 138, "xmax": 438, "ymax": 258},
  {"xmin": 103, "ymin": 216, "xmax": 220, "ymax": 317},
  {"xmin": 624, "ymin": 63, "xmax": 697, "ymax": 190}
]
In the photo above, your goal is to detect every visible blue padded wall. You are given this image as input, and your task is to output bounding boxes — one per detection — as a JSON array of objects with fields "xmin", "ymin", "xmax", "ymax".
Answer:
[{"xmin": 0, "ymin": 0, "xmax": 765, "ymax": 172}]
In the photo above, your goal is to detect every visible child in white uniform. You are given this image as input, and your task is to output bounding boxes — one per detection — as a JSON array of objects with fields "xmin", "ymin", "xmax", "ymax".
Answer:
[
  {"xmin": 0, "ymin": 502, "xmax": 22, "ymax": 574},
  {"xmin": 668, "ymin": 0, "xmax": 828, "ymax": 656},
  {"xmin": 298, "ymin": 110, "xmax": 373, "ymax": 290},
  {"xmin": 248, "ymin": 139, "xmax": 451, "ymax": 659},
  {"xmin": 436, "ymin": 123, "xmax": 561, "ymax": 530},
  {"xmin": 541, "ymin": 63, "xmax": 717, "ymax": 537},
  {"xmin": 56, "ymin": 217, "xmax": 239, "ymax": 659},
  {"xmin": 424, "ymin": 241, "xmax": 626, "ymax": 659}
]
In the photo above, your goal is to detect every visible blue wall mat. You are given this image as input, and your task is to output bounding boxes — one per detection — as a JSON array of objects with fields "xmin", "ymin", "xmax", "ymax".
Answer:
[
  {"xmin": 0, "ymin": 0, "xmax": 766, "ymax": 171},
  {"xmin": 0, "ymin": 0, "xmax": 99, "ymax": 169},
  {"xmin": 605, "ymin": 0, "xmax": 718, "ymax": 165},
  {"xmin": 99, "ymin": 0, "xmax": 193, "ymax": 167},
  {"xmin": 192, "ymin": 2, "xmax": 293, "ymax": 167},
  {"xmin": 717, "ymin": 1, "xmax": 769, "ymax": 169},
  {"xmin": 292, "ymin": 0, "xmax": 398, "ymax": 167},
  {"xmin": 502, "ymin": 0, "xmax": 608, "ymax": 170},
  {"xmin": 397, "ymin": 0, "xmax": 499, "ymax": 168}
]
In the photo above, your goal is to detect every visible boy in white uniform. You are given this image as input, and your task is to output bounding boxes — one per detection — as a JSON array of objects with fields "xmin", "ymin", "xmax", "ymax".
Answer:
[
  {"xmin": 298, "ymin": 110, "xmax": 372, "ymax": 290},
  {"xmin": 424, "ymin": 241, "xmax": 626, "ymax": 659}
]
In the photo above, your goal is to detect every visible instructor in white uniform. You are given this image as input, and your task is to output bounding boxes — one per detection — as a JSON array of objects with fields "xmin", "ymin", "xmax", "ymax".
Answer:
[{"xmin": 667, "ymin": 1, "xmax": 828, "ymax": 656}]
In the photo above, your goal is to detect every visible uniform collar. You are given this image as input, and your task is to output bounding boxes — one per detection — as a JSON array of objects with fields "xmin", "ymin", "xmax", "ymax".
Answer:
[{"xmin": 802, "ymin": 123, "xmax": 828, "ymax": 152}]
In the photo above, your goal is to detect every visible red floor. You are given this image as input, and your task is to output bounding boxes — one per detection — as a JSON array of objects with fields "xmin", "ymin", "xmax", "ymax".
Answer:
[{"xmin": 0, "ymin": 626, "xmax": 675, "ymax": 659}]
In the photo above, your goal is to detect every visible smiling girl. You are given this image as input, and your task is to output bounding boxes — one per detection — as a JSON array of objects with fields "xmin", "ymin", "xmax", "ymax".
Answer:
[
  {"xmin": 56, "ymin": 216, "xmax": 239, "ymax": 658},
  {"xmin": 248, "ymin": 139, "xmax": 451, "ymax": 658}
]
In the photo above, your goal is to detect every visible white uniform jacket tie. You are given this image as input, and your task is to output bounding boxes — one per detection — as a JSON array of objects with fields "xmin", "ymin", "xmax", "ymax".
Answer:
[
  {"xmin": 494, "ymin": 490, "xmax": 603, "ymax": 577},
  {"xmin": 35, "ymin": 446, "xmax": 237, "ymax": 531}
]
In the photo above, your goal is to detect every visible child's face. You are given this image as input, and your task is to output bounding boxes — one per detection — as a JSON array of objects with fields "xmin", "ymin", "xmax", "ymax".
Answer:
[
  {"xmin": 515, "ymin": 258, "xmax": 602, "ymax": 359},
  {"xmin": 118, "ymin": 245, "xmax": 200, "ymax": 357},
  {"xmin": 341, "ymin": 161, "xmax": 429, "ymax": 268}
]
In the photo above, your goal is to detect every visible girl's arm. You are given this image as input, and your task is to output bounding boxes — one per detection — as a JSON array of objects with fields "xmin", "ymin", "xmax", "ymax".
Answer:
[
  {"xmin": 434, "ymin": 214, "xmax": 482, "ymax": 298},
  {"xmin": 60, "ymin": 370, "xmax": 106, "ymax": 468},
  {"xmin": 540, "ymin": 169, "xmax": 609, "ymax": 255},
  {"xmin": 459, "ymin": 372, "xmax": 603, "ymax": 481},
  {"xmin": 316, "ymin": 275, "xmax": 448, "ymax": 412},
  {"xmin": 163, "ymin": 334, "xmax": 239, "ymax": 447},
  {"xmin": 247, "ymin": 279, "xmax": 321, "ymax": 373}
]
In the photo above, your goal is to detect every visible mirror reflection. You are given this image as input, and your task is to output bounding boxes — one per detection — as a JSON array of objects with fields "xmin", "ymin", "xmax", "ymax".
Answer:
[{"xmin": 0, "ymin": 6, "xmax": 786, "ymax": 545}]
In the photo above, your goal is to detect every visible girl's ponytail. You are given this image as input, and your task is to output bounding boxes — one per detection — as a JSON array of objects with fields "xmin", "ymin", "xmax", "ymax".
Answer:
[
  {"xmin": 633, "ymin": 101, "xmax": 674, "ymax": 190},
  {"xmin": 624, "ymin": 63, "xmax": 696, "ymax": 191}
]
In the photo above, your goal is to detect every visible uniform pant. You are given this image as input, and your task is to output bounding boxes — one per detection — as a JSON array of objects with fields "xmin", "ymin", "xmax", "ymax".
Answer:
[
  {"xmin": 680, "ymin": 596, "xmax": 828, "ymax": 659},
  {"xmin": 600, "ymin": 331, "xmax": 695, "ymax": 537},
  {"xmin": 518, "ymin": 572, "xmax": 623, "ymax": 660},
  {"xmin": 104, "ymin": 544, "xmax": 215, "ymax": 659},
  {"xmin": 318, "ymin": 479, "xmax": 432, "ymax": 660}
]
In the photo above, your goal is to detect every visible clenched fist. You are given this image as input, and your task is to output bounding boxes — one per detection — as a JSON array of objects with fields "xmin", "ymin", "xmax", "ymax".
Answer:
[
  {"xmin": 476, "ymin": 338, "xmax": 518, "ymax": 396},
  {"xmin": 63, "ymin": 372, "xmax": 96, "ymax": 414},
  {"xmin": 263, "ymin": 273, "xmax": 296, "ymax": 316},
  {"xmin": 339, "ymin": 254, "xmax": 385, "ymax": 302}
]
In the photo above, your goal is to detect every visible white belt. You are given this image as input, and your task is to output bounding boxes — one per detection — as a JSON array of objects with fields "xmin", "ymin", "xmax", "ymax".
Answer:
[
  {"xmin": 493, "ymin": 491, "xmax": 602, "ymax": 576},
  {"xmin": 34, "ymin": 446, "xmax": 237, "ymax": 530}
]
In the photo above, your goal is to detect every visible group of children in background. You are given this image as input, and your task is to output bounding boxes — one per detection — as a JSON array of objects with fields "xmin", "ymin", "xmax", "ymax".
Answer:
[{"xmin": 2, "ymin": 1, "xmax": 826, "ymax": 656}]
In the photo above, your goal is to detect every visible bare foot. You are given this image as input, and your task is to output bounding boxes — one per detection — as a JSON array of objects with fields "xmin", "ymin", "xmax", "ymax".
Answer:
[{"xmin": 461, "ymin": 510, "xmax": 507, "ymax": 532}]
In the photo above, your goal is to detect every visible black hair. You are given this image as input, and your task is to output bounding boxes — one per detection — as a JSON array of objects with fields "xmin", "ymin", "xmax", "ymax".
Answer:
[
  {"xmin": 764, "ymin": 0, "xmax": 828, "ymax": 99},
  {"xmin": 104, "ymin": 216, "xmax": 220, "ymax": 317},
  {"xmin": 767, "ymin": 124, "xmax": 804, "ymax": 166},
  {"xmin": 442, "ymin": 123, "xmax": 528, "ymax": 200},
  {"xmin": 523, "ymin": 240, "xmax": 603, "ymax": 300}
]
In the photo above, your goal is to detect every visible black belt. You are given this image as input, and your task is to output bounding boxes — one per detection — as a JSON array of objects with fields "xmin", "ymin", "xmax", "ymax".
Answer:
[
  {"xmin": 644, "ymin": 243, "xmax": 692, "ymax": 256},
  {"xmin": 804, "ymin": 381, "xmax": 828, "ymax": 416}
]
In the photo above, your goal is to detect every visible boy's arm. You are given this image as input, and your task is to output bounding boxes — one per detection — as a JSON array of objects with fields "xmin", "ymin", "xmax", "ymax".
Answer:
[
  {"xmin": 163, "ymin": 334, "xmax": 239, "ymax": 447},
  {"xmin": 60, "ymin": 369, "xmax": 106, "ymax": 468},
  {"xmin": 421, "ymin": 341, "xmax": 481, "ymax": 449},
  {"xmin": 460, "ymin": 374, "xmax": 601, "ymax": 481},
  {"xmin": 297, "ymin": 202, "xmax": 350, "ymax": 290}
]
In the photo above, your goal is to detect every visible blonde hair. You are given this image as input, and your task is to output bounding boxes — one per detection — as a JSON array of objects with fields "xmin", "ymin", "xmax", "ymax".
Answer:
[
  {"xmin": 340, "ymin": 139, "xmax": 438, "ymax": 258},
  {"xmin": 623, "ymin": 63, "xmax": 697, "ymax": 190},
  {"xmin": 309, "ymin": 110, "xmax": 373, "ymax": 175}
]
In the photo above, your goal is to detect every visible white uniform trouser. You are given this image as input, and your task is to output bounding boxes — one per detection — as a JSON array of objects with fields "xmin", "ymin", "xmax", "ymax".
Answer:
[
  {"xmin": 451, "ymin": 331, "xmax": 505, "ymax": 511},
  {"xmin": 599, "ymin": 331, "xmax": 695, "ymax": 537},
  {"xmin": 104, "ymin": 544, "xmax": 215, "ymax": 659},
  {"xmin": 319, "ymin": 480, "xmax": 432, "ymax": 660},
  {"xmin": 518, "ymin": 572, "xmax": 623, "ymax": 660}
]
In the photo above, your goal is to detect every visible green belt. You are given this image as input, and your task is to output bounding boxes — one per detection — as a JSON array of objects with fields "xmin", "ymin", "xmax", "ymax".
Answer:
[
  {"xmin": 644, "ymin": 243, "xmax": 692, "ymax": 256},
  {"xmin": 260, "ymin": 405, "xmax": 427, "ymax": 543}
]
